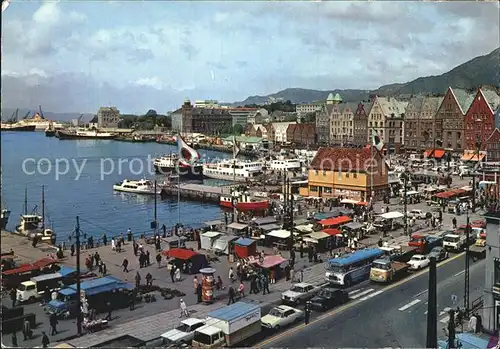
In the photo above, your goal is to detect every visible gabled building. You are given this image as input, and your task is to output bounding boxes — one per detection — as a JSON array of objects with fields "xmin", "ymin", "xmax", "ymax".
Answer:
[
  {"xmin": 352, "ymin": 102, "xmax": 370, "ymax": 147},
  {"xmin": 316, "ymin": 93, "xmax": 342, "ymax": 144},
  {"xmin": 464, "ymin": 87, "xmax": 500, "ymax": 151},
  {"xmin": 286, "ymin": 123, "xmax": 316, "ymax": 147},
  {"xmin": 328, "ymin": 104, "xmax": 344, "ymax": 145},
  {"xmin": 271, "ymin": 122, "xmax": 296, "ymax": 144},
  {"xmin": 97, "ymin": 106, "xmax": 120, "ymax": 128},
  {"xmin": 367, "ymin": 97, "xmax": 407, "ymax": 152},
  {"xmin": 435, "ymin": 88, "xmax": 475, "ymax": 150},
  {"xmin": 404, "ymin": 96, "xmax": 443, "ymax": 150},
  {"xmin": 486, "ymin": 128, "xmax": 500, "ymax": 162},
  {"xmin": 304, "ymin": 146, "xmax": 389, "ymax": 201},
  {"xmin": 246, "ymin": 124, "xmax": 268, "ymax": 139}
]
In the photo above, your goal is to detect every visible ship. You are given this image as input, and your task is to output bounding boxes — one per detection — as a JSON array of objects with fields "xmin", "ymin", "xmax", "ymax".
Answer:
[
  {"xmin": 152, "ymin": 153, "xmax": 203, "ymax": 179},
  {"xmin": 45, "ymin": 122, "xmax": 64, "ymax": 137},
  {"xmin": 0, "ymin": 123, "xmax": 36, "ymax": 132},
  {"xmin": 0, "ymin": 208, "xmax": 10, "ymax": 230},
  {"xmin": 56, "ymin": 129, "xmax": 116, "ymax": 140},
  {"xmin": 220, "ymin": 191, "xmax": 269, "ymax": 211},
  {"xmin": 17, "ymin": 107, "xmax": 64, "ymax": 131}
]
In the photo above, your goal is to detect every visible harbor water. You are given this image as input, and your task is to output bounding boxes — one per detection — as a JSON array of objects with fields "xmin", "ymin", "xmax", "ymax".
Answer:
[{"xmin": 1, "ymin": 132, "xmax": 234, "ymax": 241}]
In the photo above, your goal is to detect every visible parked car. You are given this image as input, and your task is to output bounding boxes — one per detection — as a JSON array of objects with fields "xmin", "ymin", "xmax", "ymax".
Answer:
[
  {"xmin": 407, "ymin": 254, "xmax": 430, "ymax": 270},
  {"xmin": 160, "ymin": 318, "xmax": 206, "ymax": 346},
  {"xmin": 428, "ymin": 246, "xmax": 449, "ymax": 262},
  {"xmin": 281, "ymin": 282, "xmax": 320, "ymax": 305},
  {"xmin": 408, "ymin": 209, "xmax": 427, "ymax": 219},
  {"xmin": 309, "ymin": 288, "xmax": 349, "ymax": 311},
  {"xmin": 261, "ymin": 305, "xmax": 304, "ymax": 330}
]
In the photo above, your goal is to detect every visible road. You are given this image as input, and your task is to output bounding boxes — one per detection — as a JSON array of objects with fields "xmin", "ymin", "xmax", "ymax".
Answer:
[{"xmin": 256, "ymin": 253, "xmax": 485, "ymax": 348}]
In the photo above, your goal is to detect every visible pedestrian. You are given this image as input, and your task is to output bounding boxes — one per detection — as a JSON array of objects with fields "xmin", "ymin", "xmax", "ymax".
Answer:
[
  {"xmin": 170, "ymin": 265, "xmax": 176, "ymax": 283},
  {"xmin": 300, "ymin": 242, "xmax": 304, "ymax": 258},
  {"xmin": 98, "ymin": 261, "xmax": 103, "ymax": 275},
  {"xmin": 135, "ymin": 272, "xmax": 141, "ymax": 289},
  {"xmin": 105, "ymin": 301, "xmax": 112, "ymax": 320},
  {"xmin": 11, "ymin": 332, "xmax": 18, "ymax": 347},
  {"xmin": 227, "ymin": 286, "xmax": 236, "ymax": 305},
  {"xmin": 122, "ymin": 257, "xmax": 129, "ymax": 273},
  {"xmin": 129, "ymin": 292, "xmax": 135, "ymax": 311},
  {"xmin": 175, "ymin": 266, "xmax": 181, "ymax": 281},
  {"xmin": 308, "ymin": 246, "xmax": 313, "ymax": 263},
  {"xmin": 41, "ymin": 331, "xmax": 50, "ymax": 348},
  {"xmin": 304, "ymin": 301, "xmax": 311, "ymax": 325},
  {"xmin": 102, "ymin": 232, "xmax": 107, "ymax": 246},
  {"xmin": 146, "ymin": 272, "xmax": 153, "ymax": 286},
  {"xmin": 229, "ymin": 267, "xmax": 235, "ymax": 282},
  {"xmin": 238, "ymin": 281, "xmax": 245, "ymax": 297},
  {"xmin": 250, "ymin": 275, "xmax": 258, "ymax": 294},
  {"xmin": 102, "ymin": 263, "xmax": 107, "ymax": 275},
  {"xmin": 22, "ymin": 319, "xmax": 31, "ymax": 340},
  {"xmin": 290, "ymin": 249, "xmax": 296, "ymax": 267},
  {"xmin": 452, "ymin": 217, "xmax": 457, "ymax": 229},
  {"xmin": 133, "ymin": 241, "xmax": 138, "ymax": 256},
  {"xmin": 49, "ymin": 313, "xmax": 58, "ymax": 335},
  {"xmin": 193, "ymin": 276, "xmax": 199, "ymax": 293},
  {"xmin": 290, "ymin": 268, "xmax": 295, "ymax": 283},
  {"xmin": 285, "ymin": 264, "xmax": 290, "ymax": 281},
  {"xmin": 10, "ymin": 288, "xmax": 17, "ymax": 308},
  {"xmin": 262, "ymin": 273, "xmax": 270, "ymax": 295},
  {"xmin": 70, "ymin": 244, "xmax": 75, "ymax": 256},
  {"xmin": 111, "ymin": 237, "xmax": 116, "ymax": 251},
  {"xmin": 146, "ymin": 250, "xmax": 151, "ymax": 266},
  {"xmin": 94, "ymin": 251, "xmax": 100, "ymax": 265},
  {"xmin": 299, "ymin": 269, "xmax": 304, "ymax": 283},
  {"xmin": 270, "ymin": 269, "xmax": 275, "ymax": 284},
  {"xmin": 197, "ymin": 283, "xmax": 202, "ymax": 303},
  {"xmin": 180, "ymin": 299, "xmax": 189, "ymax": 318},
  {"xmin": 156, "ymin": 253, "xmax": 162, "ymax": 268}
]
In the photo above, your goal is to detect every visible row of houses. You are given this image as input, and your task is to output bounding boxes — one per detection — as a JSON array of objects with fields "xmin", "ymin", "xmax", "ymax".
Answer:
[
  {"xmin": 309, "ymin": 87, "xmax": 500, "ymax": 154},
  {"xmin": 245, "ymin": 122, "xmax": 317, "ymax": 147}
]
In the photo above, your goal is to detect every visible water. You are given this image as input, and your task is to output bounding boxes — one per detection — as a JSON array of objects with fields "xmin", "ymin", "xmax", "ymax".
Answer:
[{"xmin": 1, "ymin": 132, "xmax": 234, "ymax": 241}]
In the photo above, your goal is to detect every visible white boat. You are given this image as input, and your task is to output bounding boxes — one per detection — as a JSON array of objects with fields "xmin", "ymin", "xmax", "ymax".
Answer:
[
  {"xmin": 17, "ymin": 112, "xmax": 64, "ymax": 131},
  {"xmin": 268, "ymin": 158, "xmax": 302, "ymax": 171},
  {"xmin": 203, "ymin": 159, "xmax": 264, "ymax": 182},
  {"xmin": 152, "ymin": 153, "xmax": 203, "ymax": 179},
  {"xmin": 113, "ymin": 179, "xmax": 161, "ymax": 195}
]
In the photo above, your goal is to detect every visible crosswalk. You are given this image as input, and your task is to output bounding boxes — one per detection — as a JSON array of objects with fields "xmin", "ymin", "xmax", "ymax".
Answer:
[
  {"xmin": 348, "ymin": 288, "xmax": 384, "ymax": 301},
  {"xmin": 397, "ymin": 299, "xmax": 453, "ymax": 323}
]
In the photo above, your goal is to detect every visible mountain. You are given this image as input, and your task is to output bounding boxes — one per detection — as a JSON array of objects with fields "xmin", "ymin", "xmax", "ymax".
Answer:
[{"xmin": 233, "ymin": 47, "xmax": 500, "ymax": 105}]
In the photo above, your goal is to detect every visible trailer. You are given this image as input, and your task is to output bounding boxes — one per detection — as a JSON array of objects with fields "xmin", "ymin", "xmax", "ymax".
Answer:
[{"xmin": 192, "ymin": 302, "xmax": 261, "ymax": 348}]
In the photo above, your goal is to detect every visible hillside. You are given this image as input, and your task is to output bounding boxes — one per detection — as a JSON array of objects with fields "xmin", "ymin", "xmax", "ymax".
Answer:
[{"xmin": 233, "ymin": 47, "xmax": 500, "ymax": 105}]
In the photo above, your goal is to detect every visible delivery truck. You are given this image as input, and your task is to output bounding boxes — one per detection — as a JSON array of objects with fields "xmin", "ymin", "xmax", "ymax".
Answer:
[
  {"xmin": 468, "ymin": 233, "xmax": 487, "ymax": 260},
  {"xmin": 369, "ymin": 258, "xmax": 409, "ymax": 283},
  {"xmin": 16, "ymin": 266, "xmax": 76, "ymax": 303},
  {"xmin": 408, "ymin": 233, "xmax": 443, "ymax": 254},
  {"xmin": 191, "ymin": 302, "xmax": 261, "ymax": 348}
]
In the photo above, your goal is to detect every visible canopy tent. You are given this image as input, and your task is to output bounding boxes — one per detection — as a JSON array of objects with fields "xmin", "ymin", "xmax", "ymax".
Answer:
[
  {"xmin": 343, "ymin": 222, "xmax": 364, "ymax": 230},
  {"xmin": 259, "ymin": 223, "xmax": 282, "ymax": 232},
  {"xmin": 162, "ymin": 248, "xmax": 198, "ymax": 260},
  {"xmin": 212, "ymin": 234, "xmax": 237, "ymax": 255},
  {"xmin": 461, "ymin": 150, "xmax": 486, "ymax": 162},
  {"xmin": 253, "ymin": 216, "xmax": 277, "ymax": 226},
  {"xmin": 200, "ymin": 231, "xmax": 222, "ymax": 251},
  {"xmin": 319, "ymin": 215, "xmax": 352, "ymax": 226},
  {"xmin": 267, "ymin": 230, "xmax": 291, "ymax": 239},
  {"xmin": 204, "ymin": 219, "xmax": 223, "ymax": 227},
  {"xmin": 435, "ymin": 189, "xmax": 467, "ymax": 199},
  {"xmin": 293, "ymin": 218, "xmax": 309, "ymax": 226},
  {"xmin": 234, "ymin": 237, "xmax": 257, "ymax": 258},
  {"xmin": 295, "ymin": 224, "xmax": 314, "ymax": 233},
  {"xmin": 313, "ymin": 212, "xmax": 338, "ymax": 220},
  {"xmin": 162, "ymin": 248, "xmax": 208, "ymax": 274},
  {"xmin": 303, "ymin": 237, "xmax": 320, "ymax": 244},
  {"xmin": 424, "ymin": 149, "xmax": 446, "ymax": 159},
  {"xmin": 322, "ymin": 228, "xmax": 342, "ymax": 236},
  {"xmin": 252, "ymin": 255, "xmax": 288, "ymax": 269},
  {"xmin": 307, "ymin": 231, "xmax": 330, "ymax": 240},
  {"xmin": 227, "ymin": 222, "xmax": 248, "ymax": 230},
  {"xmin": 379, "ymin": 211, "xmax": 404, "ymax": 220},
  {"xmin": 406, "ymin": 190, "xmax": 419, "ymax": 196}
]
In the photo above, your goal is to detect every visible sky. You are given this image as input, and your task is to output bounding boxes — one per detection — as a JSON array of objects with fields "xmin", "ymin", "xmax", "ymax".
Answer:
[{"xmin": 1, "ymin": 0, "xmax": 499, "ymax": 114}]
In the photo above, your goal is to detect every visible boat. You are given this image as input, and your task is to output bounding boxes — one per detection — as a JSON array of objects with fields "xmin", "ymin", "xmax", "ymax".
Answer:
[
  {"xmin": 268, "ymin": 158, "xmax": 302, "ymax": 171},
  {"xmin": 113, "ymin": 179, "xmax": 161, "ymax": 195},
  {"xmin": 0, "ymin": 123, "xmax": 36, "ymax": 132},
  {"xmin": 203, "ymin": 159, "xmax": 264, "ymax": 182},
  {"xmin": 220, "ymin": 191, "xmax": 269, "ymax": 211},
  {"xmin": 56, "ymin": 129, "xmax": 116, "ymax": 140},
  {"xmin": 45, "ymin": 122, "xmax": 64, "ymax": 137},
  {"xmin": 152, "ymin": 153, "xmax": 203, "ymax": 179},
  {"xmin": 0, "ymin": 167, "xmax": 10, "ymax": 230},
  {"xmin": 115, "ymin": 134, "xmax": 155, "ymax": 143}
]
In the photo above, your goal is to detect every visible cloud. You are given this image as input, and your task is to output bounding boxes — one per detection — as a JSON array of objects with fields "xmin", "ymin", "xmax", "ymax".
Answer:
[{"xmin": 135, "ymin": 77, "xmax": 164, "ymax": 90}]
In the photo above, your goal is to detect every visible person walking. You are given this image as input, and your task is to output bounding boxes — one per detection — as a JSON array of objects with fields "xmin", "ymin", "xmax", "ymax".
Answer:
[
  {"xmin": 70, "ymin": 244, "xmax": 75, "ymax": 256},
  {"xmin": 290, "ymin": 268, "xmax": 295, "ymax": 283},
  {"xmin": 49, "ymin": 313, "xmax": 58, "ymax": 335},
  {"xmin": 135, "ymin": 272, "xmax": 141, "ymax": 289},
  {"xmin": 102, "ymin": 263, "xmax": 107, "ymax": 276},
  {"xmin": 10, "ymin": 288, "xmax": 17, "ymax": 308},
  {"xmin": 170, "ymin": 265, "xmax": 176, "ymax": 283},
  {"xmin": 238, "ymin": 281, "xmax": 245, "ymax": 297},
  {"xmin": 146, "ymin": 273, "xmax": 153, "ymax": 287},
  {"xmin": 193, "ymin": 276, "xmax": 199, "ymax": 294},
  {"xmin": 229, "ymin": 267, "xmax": 235, "ymax": 283},
  {"xmin": 175, "ymin": 266, "xmax": 181, "ymax": 282},
  {"xmin": 22, "ymin": 319, "xmax": 31, "ymax": 340},
  {"xmin": 299, "ymin": 269, "xmax": 304, "ymax": 283},
  {"xmin": 452, "ymin": 216, "xmax": 457, "ymax": 229},
  {"xmin": 41, "ymin": 331, "xmax": 50, "ymax": 348},
  {"xmin": 304, "ymin": 301, "xmax": 311, "ymax": 325},
  {"xmin": 11, "ymin": 332, "xmax": 18, "ymax": 347},
  {"xmin": 180, "ymin": 299, "xmax": 189, "ymax": 318},
  {"xmin": 227, "ymin": 286, "xmax": 236, "ymax": 305},
  {"xmin": 197, "ymin": 283, "xmax": 203, "ymax": 303},
  {"xmin": 156, "ymin": 253, "xmax": 162, "ymax": 268},
  {"xmin": 262, "ymin": 273, "xmax": 270, "ymax": 295},
  {"xmin": 122, "ymin": 257, "xmax": 129, "ymax": 273}
]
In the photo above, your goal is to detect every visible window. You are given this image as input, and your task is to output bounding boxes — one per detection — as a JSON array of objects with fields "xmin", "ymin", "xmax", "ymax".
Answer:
[
  {"xmin": 346, "ymin": 173, "xmax": 350, "ymax": 178},
  {"xmin": 495, "ymin": 259, "xmax": 500, "ymax": 286},
  {"xmin": 310, "ymin": 186, "xmax": 318, "ymax": 192},
  {"xmin": 353, "ymin": 173, "xmax": 357, "ymax": 178},
  {"xmin": 324, "ymin": 187, "xmax": 332, "ymax": 194}
]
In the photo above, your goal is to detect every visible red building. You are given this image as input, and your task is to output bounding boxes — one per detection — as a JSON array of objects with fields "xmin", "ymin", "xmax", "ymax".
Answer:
[
  {"xmin": 286, "ymin": 123, "xmax": 316, "ymax": 147},
  {"xmin": 464, "ymin": 88, "xmax": 500, "ymax": 151},
  {"xmin": 486, "ymin": 128, "xmax": 500, "ymax": 162}
]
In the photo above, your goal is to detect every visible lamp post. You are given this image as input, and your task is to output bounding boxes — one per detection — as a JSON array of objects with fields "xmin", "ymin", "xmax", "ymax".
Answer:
[
  {"xmin": 402, "ymin": 171, "xmax": 409, "ymax": 238},
  {"xmin": 471, "ymin": 118, "xmax": 483, "ymax": 213},
  {"xmin": 464, "ymin": 208, "xmax": 471, "ymax": 317}
]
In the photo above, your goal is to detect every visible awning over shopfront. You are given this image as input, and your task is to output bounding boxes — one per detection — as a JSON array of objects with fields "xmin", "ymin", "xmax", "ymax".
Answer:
[
  {"xmin": 424, "ymin": 149, "xmax": 446, "ymax": 159},
  {"xmin": 461, "ymin": 150, "xmax": 486, "ymax": 162},
  {"xmin": 321, "ymin": 228, "xmax": 342, "ymax": 236},
  {"xmin": 227, "ymin": 222, "xmax": 248, "ymax": 230},
  {"xmin": 267, "ymin": 230, "xmax": 291, "ymax": 239},
  {"xmin": 307, "ymin": 231, "xmax": 330, "ymax": 240},
  {"xmin": 319, "ymin": 215, "xmax": 352, "ymax": 226}
]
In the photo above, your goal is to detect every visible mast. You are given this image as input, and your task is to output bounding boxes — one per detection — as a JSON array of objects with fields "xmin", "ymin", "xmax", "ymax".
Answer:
[
  {"xmin": 41, "ymin": 185, "xmax": 45, "ymax": 229},
  {"xmin": 154, "ymin": 180, "xmax": 157, "ymax": 235},
  {"xmin": 177, "ymin": 162, "xmax": 181, "ymax": 225},
  {"xmin": 24, "ymin": 187, "xmax": 28, "ymax": 215}
]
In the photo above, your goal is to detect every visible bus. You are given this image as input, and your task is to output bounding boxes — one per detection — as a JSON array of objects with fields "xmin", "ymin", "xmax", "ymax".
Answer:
[{"xmin": 325, "ymin": 248, "xmax": 385, "ymax": 287}]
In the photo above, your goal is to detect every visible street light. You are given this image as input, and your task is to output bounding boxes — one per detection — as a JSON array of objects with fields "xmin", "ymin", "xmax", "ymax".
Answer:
[{"xmin": 401, "ymin": 171, "xmax": 410, "ymax": 238}]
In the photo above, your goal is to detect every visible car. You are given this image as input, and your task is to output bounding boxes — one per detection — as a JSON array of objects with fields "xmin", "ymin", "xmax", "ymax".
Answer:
[
  {"xmin": 309, "ymin": 288, "xmax": 349, "ymax": 311},
  {"xmin": 428, "ymin": 246, "xmax": 448, "ymax": 262},
  {"xmin": 408, "ymin": 209, "xmax": 427, "ymax": 219},
  {"xmin": 281, "ymin": 282, "xmax": 320, "ymax": 304},
  {"xmin": 261, "ymin": 305, "xmax": 304, "ymax": 330},
  {"xmin": 160, "ymin": 318, "xmax": 205, "ymax": 346},
  {"xmin": 407, "ymin": 254, "xmax": 430, "ymax": 270}
]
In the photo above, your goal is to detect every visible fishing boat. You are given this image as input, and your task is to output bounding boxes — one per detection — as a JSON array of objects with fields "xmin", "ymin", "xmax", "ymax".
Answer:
[
  {"xmin": 45, "ymin": 122, "xmax": 64, "ymax": 137},
  {"xmin": 56, "ymin": 129, "xmax": 116, "ymax": 140},
  {"xmin": 113, "ymin": 179, "xmax": 161, "ymax": 195},
  {"xmin": 220, "ymin": 191, "xmax": 269, "ymax": 211},
  {"xmin": 0, "ymin": 123, "xmax": 36, "ymax": 132}
]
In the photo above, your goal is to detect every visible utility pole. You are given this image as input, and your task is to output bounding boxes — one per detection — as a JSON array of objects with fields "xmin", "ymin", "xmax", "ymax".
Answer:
[
  {"xmin": 447, "ymin": 309, "xmax": 456, "ymax": 348},
  {"xmin": 464, "ymin": 212, "xmax": 471, "ymax": 316},
  {"xmin": 283, "ymin": 172, "xmax": 288, "ymax": 227},
  {"xmin": 403, "ymin": 172, "xmax": 409, "ymax": 238},
  {"xmin": 24, "ymin": 187, "xmax": 28, "ymax": 215},
  {"xmin": 426, "ymin": 256, "xmax": 437, "ymax": 348},
  {"xmin": 75, "ymin": 216, "xmax": 82, "ymax": 336},
  {"xmin": 153, "ymin": 180, "xmax": 158, "ymax": 236},
  {"xmin": 288, "ymin": 178, "xmax": 294, "ymax": 250},
  {"xmin": 41, "ymin": 185, "xmax": 45, "ymax": 230}
]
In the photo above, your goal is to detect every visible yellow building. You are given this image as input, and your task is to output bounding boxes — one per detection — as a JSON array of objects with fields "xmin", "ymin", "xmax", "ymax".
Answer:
[{"xmin": 300, "ymin": 146, "xmax": 389, "ymax": 201}]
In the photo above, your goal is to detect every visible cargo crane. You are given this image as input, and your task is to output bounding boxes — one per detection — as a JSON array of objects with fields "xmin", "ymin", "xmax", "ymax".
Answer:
[
  {"xmin": 78, "ymin": 113, "xmax": 84, "ymax": 126},
  {"xmin": 39, "ymin": 105, "xmax": 45, "ymax": 119},
  {"xmin": 23, "ymin": 110, "xmax": 31, "ymax": 119}
]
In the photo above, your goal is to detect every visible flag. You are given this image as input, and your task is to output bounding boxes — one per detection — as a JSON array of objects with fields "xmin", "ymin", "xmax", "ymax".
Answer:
[
  {"xmin": 2, "ymin": 0, "xmax": 10, "ymax": 13},
  {"xmin": 232, "ymin": 135, "xmax": 240, "ymax": 158},
  {"xmin": 371, "ymin": 128, "xmax": 384, "ymax": 151},
  {"xmin": 176, "ymin": 134, "xmax": 200, "ymax": 166}
]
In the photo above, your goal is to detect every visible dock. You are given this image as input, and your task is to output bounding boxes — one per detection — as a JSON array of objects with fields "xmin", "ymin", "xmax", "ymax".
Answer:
[{"xmin": 160, "ymin": 183, "xmax": 235, "ymax": 202}]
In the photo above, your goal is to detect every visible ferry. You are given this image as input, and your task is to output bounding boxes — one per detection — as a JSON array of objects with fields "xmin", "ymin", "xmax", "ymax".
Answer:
[
  {"xmin": 268, "ymin": 158, "xmax": 302, "ymax": 171},
  {"xmin": 0, "ymin": 123, "xmax": 36, "ymax": 132},
  {"xmin": 203, "ymin": 159, "xmax": 264, "ymax": 182},
  {"xmin": 56, "ymin": 129, "xmax": 116, "ymax": 140},
  {"xmin": 220, "ymin": 191, "xmax": 269, "ymax": 211},
  {"xmin": 152, "ymin": 153, "xmax": 203, "ymax": 179},
  {"xmin": 113, "ymin": 179, "xmax": 161, "ymax": 195}
]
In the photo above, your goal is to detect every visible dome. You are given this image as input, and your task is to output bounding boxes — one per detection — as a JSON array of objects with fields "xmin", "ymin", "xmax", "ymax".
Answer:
[
  {"xmin": 333, "ymin": 93, "xmax": 343, "ymax": 102},
  {"xmin": 326, "ymin": 93, "xmax": 334, "ymax": 101}
]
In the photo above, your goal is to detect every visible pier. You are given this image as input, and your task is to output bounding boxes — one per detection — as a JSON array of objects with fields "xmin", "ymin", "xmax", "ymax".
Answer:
[{"xmin": 160, "ymin": 183, "xmax": 236, "ymax": 202}]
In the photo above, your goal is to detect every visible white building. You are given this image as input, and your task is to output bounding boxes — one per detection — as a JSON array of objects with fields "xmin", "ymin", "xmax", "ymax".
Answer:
[
  {"xmin": 296, "ymin": 103, "xmax": 322, "ymax": 116},
  {"xmin": 483, "ymin": 210, "xmax": 500, "ymax": 333},
  {"xmin": 272, "ymin": 121, "xmax": 296, "ymax": 144},
  {"xmin": 97, "ymin": 107, "xmax": 120, "ymax": 128},
  {"xmin": 194, "ymin": 100, "xmax": 221, "ymax": 108}
]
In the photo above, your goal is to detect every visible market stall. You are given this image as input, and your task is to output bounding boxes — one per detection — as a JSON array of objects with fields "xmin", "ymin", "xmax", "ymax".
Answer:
[
  {"xmin": 234, "ymin": 238, "xmax": 257, "ymax": 258},
  {"xmin": 342, "ymin": 222, "xmax": 365, "ymax": 239},
  {"xmin": 200, "ymin": 231, "xmax": 222, "ymax": 251},
  {"xmin": 162, "ymin": 248, "xmax": 209, "ymax": 274},
  {"xmin": 226, "ymin": 222, "xmax": 248, "ymax": 235},
  {"xmin": 212, "ymin": 234, "xmax": 238, "ymax": 255},
  {"xmin": 304, "ymin": 231, "xmax": 330, "ymax": 251},
  {"xmin": 252, "ymin": 216, "xmax": 278, "ymax": 227},
  {"xmin": 318, "ymin": 215, "xmax": 353, "ymax": 229},
  {"xmin": 251, "ymin": 255, "xmax": 288, "ymax": 281},
  {"xmin": 266, "ymin": 229, "xmax": 291, "ymax": 250}
]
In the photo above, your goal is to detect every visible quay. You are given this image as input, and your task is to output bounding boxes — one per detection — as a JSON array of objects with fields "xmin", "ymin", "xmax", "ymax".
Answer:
[{"xmin": 160, "ymin": 183, "xmax": 235, "ymax": 202}]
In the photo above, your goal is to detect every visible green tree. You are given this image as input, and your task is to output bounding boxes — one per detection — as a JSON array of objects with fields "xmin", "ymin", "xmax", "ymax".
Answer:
[{"xmin": 233, "ymin": 124, "xmax": 244, "ymax": 135}]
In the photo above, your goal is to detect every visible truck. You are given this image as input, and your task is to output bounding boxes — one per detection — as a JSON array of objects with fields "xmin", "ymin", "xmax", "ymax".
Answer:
[
  {"xmin": 408, "ymin": 233, "xmax": 443, "ymax": 254},
  {"xmin": 16, "ymin": 266, "xmax": 76, "ymax": 303},
  {"xmin": 468, "ymin": 233, "xmax": 487, "ymax": 260},
  {"xmin": 191, "ymin": 302, "xmax": 261, "ymax": 348},
  {"xmin": 369, "ymin": 258, "xmax": 409, "ymax": 283},
  {"xmin": 380, "ymin": 245, "xmax": 418, "ymax": 263},
  {"xmin": 443, "ymin": 232, "xmax": 474, "ymax": 252},
  {"xmin": 47, "ymin": 276, "xmax": 134, "ymax": 318},
  {"xmin": 1, "ymin": 257, "xmax": 59, "ymax": 290}
]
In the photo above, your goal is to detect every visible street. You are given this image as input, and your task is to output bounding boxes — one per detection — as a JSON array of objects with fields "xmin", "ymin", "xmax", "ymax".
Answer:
[{"xmin": 257, "ymin": 253, "xmax": 486, "ymax": 348}]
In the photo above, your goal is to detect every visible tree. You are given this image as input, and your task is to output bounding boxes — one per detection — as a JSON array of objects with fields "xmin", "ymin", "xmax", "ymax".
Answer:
[{"xmin": 233, "ymin": 124, "xmax": 244, "ymax": 135}]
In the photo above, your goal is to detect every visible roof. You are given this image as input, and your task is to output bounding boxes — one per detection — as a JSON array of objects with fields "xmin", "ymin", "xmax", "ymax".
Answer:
[
  {"xmin": 321, "ymin": 228, "xmax": 342, "ymax": 236},
  {"xmin": 406, "ymin": 96, "xmax": 425, "ymax": 117},
  {"xmin": 380, "ymin": 211, "xmax": 404, "ymax": 220},
  {"xmin": 253, "ymin": 255, "xmax": 288, "ymax": 268},
  {"xmin": 180, "ymin": 318, "xmax": 205, "ymax": 326},
  {"xmin": 486, "ymin": 128, "xmax": 500, "ymax": 143},
  {"xmin": 227, "ymin": 222, "xmax": 248, "ymax": 230},
  {"xmin": 341, "ymin": 102, "xmax": 358, "ymax": 114},
  {"xmin": 259, "ymin": 223, "xmax": 281, "ymax": 231},
  {"xmin": 201, "ymin": 231, "xmax": 222, "ymax": 238},
  {"xmin": 307, "ymin": 231, "xmax": 330, "ymax": 240},
  {"xmin": 451, "ymin": 88, "xmax": 476, "ymax": 114},
  {"xmin": 253, "ymin": 216, "xmax": 277, "ymax": 225},
  {"xmin": 275, "ymin": 305, "xmax": 296, "ymax": 312},
  {"xmin": 267, "ymin": 229, "xmax": 291, "ymax": 239},
  {"xmin": 319, "ymin": 215, "xmax": 353, "ymax": 226},
  {"xmin": 207, "ymin": 301, "xmax": 260, "ymax": 322},
  {"xmin": 310, "ymin": 147, "xmax": 377, "ymax": 172},
  {"xmin": 435, "ymin": 189, "xmax": 467, "ymax": 199},
  {"xmin": 424, "ymin": 149, "xmax": 446, "ymax": 159},
  {"xmin": 326, "ymin": 93, "xmax": 334, "ymax": 101},
  {"xmin": 333, "ymin": 93, "xmax": 342, "ymax": 102},
  {"xmin": 328, "ymin": 248, "xmax": 384, "ymax": 266},
  {"xmin": 234, "ymin": 238, "xmax": 256, "ymax": 247},
  {"xmin": 293, "ymin": 282, "xmax": 313, "ymax": 287},
  {"xmin": 2, "ymin": 257, "xmax": 57, "ymax": 276},
  {"xmin": 62, "ymin": 276, "xmax": 133, "ymax": 297},
  {"xmin": 162, "ymin": 248, "xmax": 200, "ymax": 260}
]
